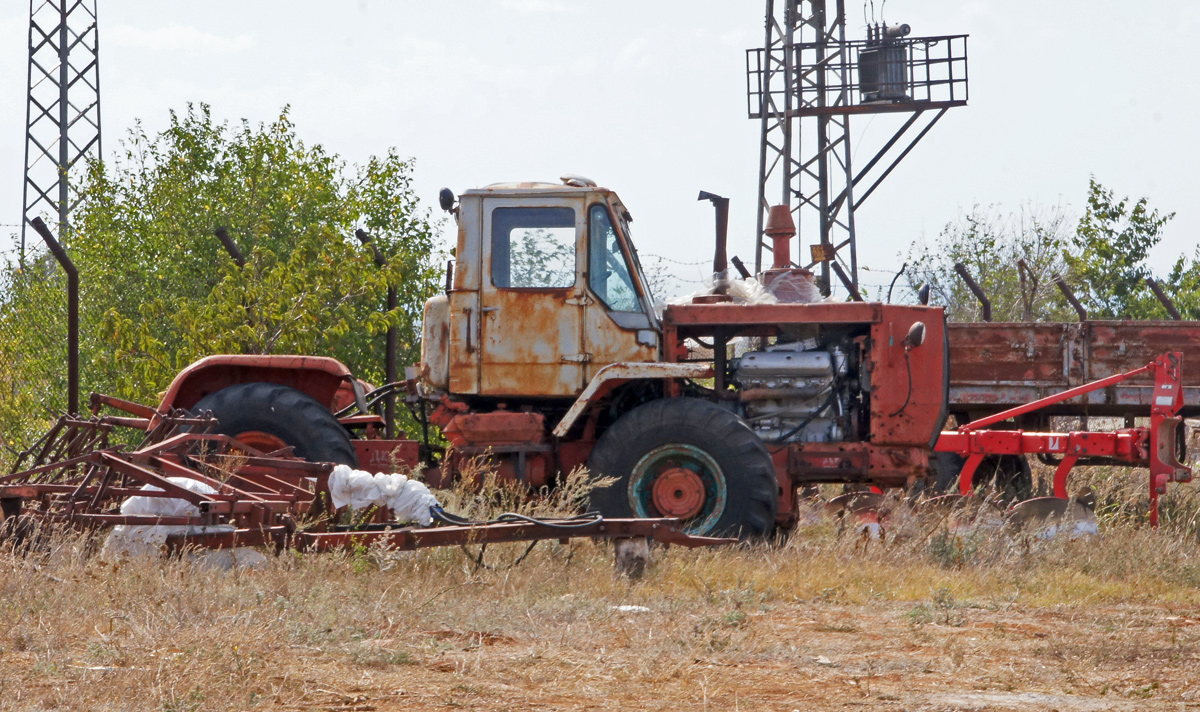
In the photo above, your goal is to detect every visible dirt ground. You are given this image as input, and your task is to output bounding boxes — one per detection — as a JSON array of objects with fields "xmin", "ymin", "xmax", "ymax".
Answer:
[
  {"xmin": 177, "ymin": 602, "xmax": 1200, "ymax": 711},
  {"xmin": 4, "ymin": 528, "xmax": 1200, "ymax": 712},
  {"xmin": 10, "ymin": 599, "xmax": 1199, "ymax": 711}
]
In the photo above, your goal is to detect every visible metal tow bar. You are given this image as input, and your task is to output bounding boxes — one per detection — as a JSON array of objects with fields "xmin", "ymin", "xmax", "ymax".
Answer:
[{"xmin": 162, "ymin": 516, "xmax": 737, "ymax": 554}]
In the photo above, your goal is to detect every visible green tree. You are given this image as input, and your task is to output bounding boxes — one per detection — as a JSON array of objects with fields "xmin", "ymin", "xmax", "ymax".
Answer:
[
  {"xmin": 908, "ymin": 179, "xmax": 1183, "ymax": 323},
  {"xmin": 1065, "ymin": 178, "xmax": 1174, "ymax": 319},
  {"xmin": 906, "ymin": 203, "xmax": 1073, "ymax": 322},
  {"xmin": 0, "ymin": 104, "xmax": 442, "ymax": 450},
  {"xmin": 1161, "ymin": 250, "xmax": 1200, "ymax": 319}
]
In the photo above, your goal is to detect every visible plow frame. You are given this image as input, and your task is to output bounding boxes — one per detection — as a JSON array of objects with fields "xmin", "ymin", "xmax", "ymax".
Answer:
[{"xmin": 936, "ymin": 352, "xmax": 1192, "ymax": 525}]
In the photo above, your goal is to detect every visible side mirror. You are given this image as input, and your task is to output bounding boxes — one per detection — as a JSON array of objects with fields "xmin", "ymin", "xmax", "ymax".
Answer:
[
  {"xmin": 903, "ymin": 321, "xmax": 926, "ymax": 350},
  {"xmin": 917, "ymin": 284, "xmax": 931, "ymax": 306},
  {"xmin": 438, "ymin": 187, "xmax": 456, "ymax": 213}
]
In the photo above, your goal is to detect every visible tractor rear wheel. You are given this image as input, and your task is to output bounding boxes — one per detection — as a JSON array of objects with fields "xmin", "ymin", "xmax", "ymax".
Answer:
[
  {"xmin": 586, "ymin": 398, "xmax": 778, "ymax": 539},
  {"xmin": 191, "ymin": 382, "xmax": 358, "ymax": 466}
]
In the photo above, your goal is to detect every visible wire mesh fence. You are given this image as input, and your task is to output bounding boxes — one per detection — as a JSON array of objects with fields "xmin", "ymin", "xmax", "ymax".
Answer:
[{"xmin": 0, "ymin": 242, "xmax": 73, "ymax": 464}]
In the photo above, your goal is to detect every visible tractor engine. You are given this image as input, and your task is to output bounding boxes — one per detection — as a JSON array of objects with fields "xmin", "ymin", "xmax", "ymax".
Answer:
[{"xmin": 731, "ymin": 342, "xmax": 856, "ymax": 444}]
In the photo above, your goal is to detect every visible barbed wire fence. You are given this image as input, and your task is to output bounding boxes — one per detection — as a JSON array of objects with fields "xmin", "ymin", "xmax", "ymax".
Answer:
[{"xmin": 642, "ymin": 251, "xmax": 915, "ymax": 304}]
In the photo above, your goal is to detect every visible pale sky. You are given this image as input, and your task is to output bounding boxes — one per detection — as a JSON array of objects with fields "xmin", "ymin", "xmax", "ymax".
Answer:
[{"xmin": 1, "ymin": 1, "xmax": 1197, "ymax": 299}]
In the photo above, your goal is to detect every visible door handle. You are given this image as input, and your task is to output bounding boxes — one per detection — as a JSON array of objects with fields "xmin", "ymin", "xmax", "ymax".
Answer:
[{"xmin": 481, "ymin": 307, "xmax": 500, "ymax": 314}]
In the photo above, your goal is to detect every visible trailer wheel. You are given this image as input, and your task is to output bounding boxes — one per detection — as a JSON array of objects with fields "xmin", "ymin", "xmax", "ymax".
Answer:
[
  {"xmin": 191, "ymin": 382, "xmax": 358, "ymax": 466},
  {"xmin": 932, "ymin": 452, "xmax": 1032, "ymax": 501},
  {"xmin": 586, "ymin": 398, "xmax": 777, "ymax": 538}
]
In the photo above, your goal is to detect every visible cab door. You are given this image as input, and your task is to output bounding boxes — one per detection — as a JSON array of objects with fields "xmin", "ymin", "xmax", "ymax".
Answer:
[
  {"xmin": 581, "ymin": 200, "xmax": 659, "ymax": 379},
  {"xmin": 480, "ymin": 197, "xmax": 586, "ymax": 397}
]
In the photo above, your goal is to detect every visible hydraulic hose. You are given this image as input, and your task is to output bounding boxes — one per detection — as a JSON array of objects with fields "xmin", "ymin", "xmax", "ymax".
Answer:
[{"xmin": 430, "ymin": 506, "xmax": 605, "ymax": 530}]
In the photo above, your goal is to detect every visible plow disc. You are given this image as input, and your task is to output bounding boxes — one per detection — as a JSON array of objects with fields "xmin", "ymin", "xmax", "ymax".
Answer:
[
  {"xmin": 1006, "ymin": 497, "xmax": 1098, "ymax": 536},
  {"xmin": 821, "ymin": 490, "xmax": 1100, "ymax": 541}
]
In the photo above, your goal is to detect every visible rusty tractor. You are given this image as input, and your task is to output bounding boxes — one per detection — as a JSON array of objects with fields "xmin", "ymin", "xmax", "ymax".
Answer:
[{"xmin": 4, "ymin": 178, "xmax": 1196, "ymax": 546}]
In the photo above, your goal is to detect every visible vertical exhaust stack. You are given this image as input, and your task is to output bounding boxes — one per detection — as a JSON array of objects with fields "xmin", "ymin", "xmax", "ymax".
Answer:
[
  {"xmin": 760, "ymin": 206, "xmax": 818, "ymax": 303},
  {"xmin": 698, "ymin": 191, "xmax": 730, "ymax": 294}
]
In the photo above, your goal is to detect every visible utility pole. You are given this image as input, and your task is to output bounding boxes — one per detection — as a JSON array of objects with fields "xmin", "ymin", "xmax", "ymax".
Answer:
[
  {"xmin": 748, "ymin": 0, "xmax": 967, "ymax": 297},
  {"xmin": 22, "ymin": 0, "xmax": 103, "ymax": 253}
]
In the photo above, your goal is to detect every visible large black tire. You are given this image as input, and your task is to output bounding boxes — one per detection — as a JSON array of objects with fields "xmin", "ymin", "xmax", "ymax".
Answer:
[
  {"xmin": 192, "ymin": 382, "xmax": 358, "ymax": 466},
  {"xmin": 932, "ymin": 452, "xmax": 1032, "ymax": 501},
  {"xmin": 586, "ymin": 398, "xmax": 778, "ymax": 539}
]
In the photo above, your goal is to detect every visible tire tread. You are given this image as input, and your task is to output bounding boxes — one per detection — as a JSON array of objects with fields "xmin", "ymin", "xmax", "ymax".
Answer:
[
  {"xmin": 192, "ymin": 382, "xmax": 358, "ymax": 466},
  {"xmin": 587, "ymin": 397, "xmax": 777, "ymax": 538}
]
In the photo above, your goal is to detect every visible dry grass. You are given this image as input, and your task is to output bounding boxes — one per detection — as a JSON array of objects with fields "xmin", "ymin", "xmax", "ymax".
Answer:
[
  {"xmin": 432, "ymin": 461, "xmax": 614, "ymax": 523},
  {"xmin": 3, "ymin": 466, "xmax": 1200, "ymax": 711}
]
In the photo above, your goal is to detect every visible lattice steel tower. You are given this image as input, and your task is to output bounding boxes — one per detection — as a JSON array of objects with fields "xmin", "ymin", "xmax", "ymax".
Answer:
[
  {"xmin": 21, "ymin": 0, "xmax": 102, "ymax": 252},
  {"xmin": 747, "ymin": 0, "xmax": 967, "ymax": 296}
]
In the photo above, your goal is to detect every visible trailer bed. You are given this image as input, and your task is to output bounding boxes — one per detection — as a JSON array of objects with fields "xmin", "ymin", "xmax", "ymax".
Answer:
[{"xmin": 948, "ymin": 321, "xmax": 1200, "ymax": 419}]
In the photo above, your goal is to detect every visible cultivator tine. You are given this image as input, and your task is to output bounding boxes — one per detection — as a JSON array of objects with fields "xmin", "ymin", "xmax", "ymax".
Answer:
[
  {"xmin": 67, "ymin": 461, "xmax": 104, "ymax": 506},
  {"xmin": 19, "ymin": 416, "xmax": 67, "ymax": 472},
  {"xmin": 86, "ymin": 464, "xmax": 117, "ymax": 511}
]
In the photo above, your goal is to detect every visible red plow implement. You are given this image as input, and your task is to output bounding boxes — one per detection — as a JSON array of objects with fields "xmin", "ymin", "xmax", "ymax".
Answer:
[{"xmin": 936, "ymin": 352, "xmax": 1192, "ymax": 526}]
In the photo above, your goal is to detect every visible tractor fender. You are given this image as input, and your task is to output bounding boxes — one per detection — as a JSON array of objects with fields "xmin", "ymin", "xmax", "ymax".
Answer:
[
  {"xmin": 153, "ymin": 354, "xmax": 356, "ymax": 427},
  {"xmin": 552, "ymin": 362, "xmax": 715, "ymax": 438}
]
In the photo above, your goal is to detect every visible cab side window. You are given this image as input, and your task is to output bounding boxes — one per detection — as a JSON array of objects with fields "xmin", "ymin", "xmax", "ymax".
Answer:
[
  {"xmin": 491, "ymin": 207, "xmax": 576, "ymax": 288},
  {"xmin": 587, "ymin": 204, "xmax": 641, "ymax": 312}
]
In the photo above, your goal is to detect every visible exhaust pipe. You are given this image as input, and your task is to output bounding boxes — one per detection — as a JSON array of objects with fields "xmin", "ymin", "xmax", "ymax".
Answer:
[
  {"xmin": 764, "ymin": 205, "xmax": 796, "ymax": 270},
  {"xmin": 698, "ymin": 191, "xmax": 730, "ymax": 279}
]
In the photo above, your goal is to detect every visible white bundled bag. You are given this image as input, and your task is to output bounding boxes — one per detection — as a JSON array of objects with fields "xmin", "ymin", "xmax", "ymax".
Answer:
[
  {"xmin": 328, "ymin": 464, "xmax": 439, "ymax": 526},
  {"xmin": 103, "ymin": 477, "xmax": 267, "ymax": 568}
]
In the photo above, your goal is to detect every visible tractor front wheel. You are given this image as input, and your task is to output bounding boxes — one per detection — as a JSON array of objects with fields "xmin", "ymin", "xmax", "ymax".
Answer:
[{"xmin": 586, "ymin": 398, "xmax": 778, "ymax": 539}]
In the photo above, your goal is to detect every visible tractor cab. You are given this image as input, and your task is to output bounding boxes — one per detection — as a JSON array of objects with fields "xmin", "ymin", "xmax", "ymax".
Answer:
[{"xmin": 421, "ymin": 177, "xmax": 660, "ymax": 399}]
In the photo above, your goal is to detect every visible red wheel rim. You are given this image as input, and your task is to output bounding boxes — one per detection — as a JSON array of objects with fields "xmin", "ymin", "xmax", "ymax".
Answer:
[
  {"xmin": 232, "ymin": 430, "xmax": 289, "ymax": 455},
  {"xmin": 651, "ymin": 466, "xmax": 706, "ymax": 519}
]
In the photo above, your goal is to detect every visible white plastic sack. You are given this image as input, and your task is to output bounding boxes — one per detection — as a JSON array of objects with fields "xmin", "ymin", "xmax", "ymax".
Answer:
[
  {"xmin": 119, "ymin": 476, "xmax": 216, "ymax": 516},
  {"xmin": 102, "ymin": 477, "xmax": 268, "ymax": 568},
  {"xmin": 763, "ymin": 270, "xmax": 821, "ymax": 303},
  {"xmin": 328, "ymin": 464, "xmax": 438, "ymax": 526},
  {"xmin": 727, "ymin": 275, "xmax": 778, "ymax": 304},
  {"xmin": 328, "ymin": 466, "xmax": 383, "ymax": 511},
  {"xmin": 664, "ymin": 271, "xmax": 779, "ymax": 311}
]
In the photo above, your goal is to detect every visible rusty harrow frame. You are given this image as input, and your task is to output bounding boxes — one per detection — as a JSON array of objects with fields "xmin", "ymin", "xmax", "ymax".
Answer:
[{"xmin": 0, "ymin": 397, "xmax": 734, "ymax": 554}]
